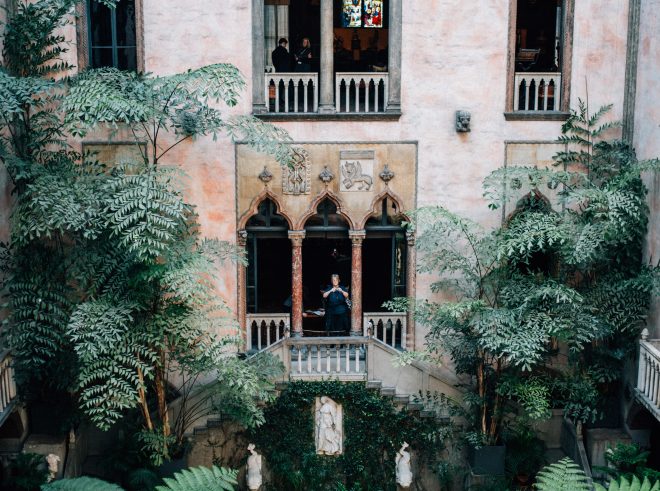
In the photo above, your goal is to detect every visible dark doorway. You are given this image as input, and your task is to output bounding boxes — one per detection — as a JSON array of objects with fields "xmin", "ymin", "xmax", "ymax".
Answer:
[
  {"xmin": 247, "ymin": 238, "xmax": 292, "ymax": 314},
  {"xmin": 302, "ymin": 237, "xmax": 351, "ymax": 335},
  {"xmin": 289, "ymin": 0, "xmax": 321, "ymax": 72},
  {"xmin": 362, "ymin": 238, "xmax": 391, "ymax": 311}
]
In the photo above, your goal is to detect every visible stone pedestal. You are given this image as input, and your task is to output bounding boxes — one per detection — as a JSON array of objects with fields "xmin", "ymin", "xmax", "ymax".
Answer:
[{"xmin": 585, "ymin": 427, "xmax": 632, "ymax": 479}]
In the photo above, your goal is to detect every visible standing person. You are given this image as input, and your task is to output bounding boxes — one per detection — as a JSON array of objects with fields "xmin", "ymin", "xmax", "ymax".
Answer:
[
  {"xmin": 322, "ymin": 274, "xmax": 350, "ymax": 335},
  {"xmin": 271, "ymin": 37, "xmax": 290, "ymax": 72},
  {"xmin": 294, "ymin": 37, "xmax": 313, "ymax": 72}
]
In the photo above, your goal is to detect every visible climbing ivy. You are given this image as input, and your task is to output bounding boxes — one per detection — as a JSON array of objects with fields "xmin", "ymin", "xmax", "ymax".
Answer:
[{"xmin": 249, "ymin": 381, "xmax": 454, "ymax": 491}]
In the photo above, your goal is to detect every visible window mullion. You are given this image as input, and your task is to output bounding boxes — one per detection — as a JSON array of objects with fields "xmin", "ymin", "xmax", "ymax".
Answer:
[{"xmin": 110, "ymin": 5, "xmax": 118, "ymax": 68}]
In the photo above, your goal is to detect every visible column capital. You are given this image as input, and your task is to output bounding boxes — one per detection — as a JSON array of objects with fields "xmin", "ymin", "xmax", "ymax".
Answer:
[
  {"xmin": 349, "ymin": 229, "xmax": 367, "ymax": 245},
  {"xmin": 288, "ymin": 230, "xmax": 306, "ymax": 246},
  {"xmin": 237, "ymin": 229, "xmax": 248, "ymax": 247},
  {"xmin": 405, "ymin": 229, "xmax": 416, "ymax": 246}
]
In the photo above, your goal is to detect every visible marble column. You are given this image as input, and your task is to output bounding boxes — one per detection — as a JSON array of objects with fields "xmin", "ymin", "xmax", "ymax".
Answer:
[
  {"xmin": 319, "ymin": 0, "xmax": 335, "ymax": 113},
  {"xmin": 289, "ymin": 230, "xmax": 306, "ymax": 337},
  {"xmin": 252, "ymin": 0, "xmax": 266, "ymax": 114},
  {"xmin": 349, "ymin": 230, "xmax": 366, "ymax": 337},
  {"xmin": 237, "ymin": 230, "xmax": 248, "ymax": 347},
  {"xmin": 405, "ymin": 230, "xmax": 416, "ymax": 350},
  {"xmin": 386, "ymin": 0, "xmax": 402, "ymax": 113}
]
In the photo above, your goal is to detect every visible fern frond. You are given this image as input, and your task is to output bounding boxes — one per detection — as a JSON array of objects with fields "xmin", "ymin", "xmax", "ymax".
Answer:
[
  {"xmin": 155, "ymin": 465, "xmax": 238, "ymax": 491},
  {"xmin": 42, "ymin": 476, "xmax": 124, "ymax": 490},
  {"xmin": 535, "ymin": 458, "xmax": 591, "ymax": 490}
]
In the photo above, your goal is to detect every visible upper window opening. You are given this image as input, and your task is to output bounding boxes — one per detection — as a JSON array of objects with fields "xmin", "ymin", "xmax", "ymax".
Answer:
[
  {"xmin": 246, "ymin": 199, "xmax": 289, "ymax": 230},
  {"xmin": 305, "ymin": 198, "xmax": 349, "ymax": 230},
  {"xmin": 515, "ymin": 0, "xmax": 562, "ymax": 73},
  {"xmin": 365, "ymin": 197, "xmax": 403, "ymax": 228},
  {"xmin": 87, "ymin": 0, "xmax": 137, "ymax": 70},
  {"xmin": 334, "ymin": 1, "xmax": 389, "ymax": 73}
]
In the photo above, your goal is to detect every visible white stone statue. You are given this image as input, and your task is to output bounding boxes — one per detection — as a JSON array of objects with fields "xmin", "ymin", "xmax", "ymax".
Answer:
[
  {"xmin": 45, "ymin": 453, "xmax": 60, "ymax": 482},
  {"xmin": 246, "ymin": 443, "xmax": 262, "ymax": 490},
  {"xmin": 315, "ymin": 396, "xmax": 342, "ymax": 455},
  {"xmin": 395, "ymin": 442, "xmax": 413, "ymax": 488}
]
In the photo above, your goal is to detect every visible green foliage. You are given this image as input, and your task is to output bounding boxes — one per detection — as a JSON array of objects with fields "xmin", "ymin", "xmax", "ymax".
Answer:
[
  {"xmin": 155, "ymin": 465, "xmax": 237, "ymax": 491},
  {"xmin": 404, "ymin": 102, "xmax": 659, "ymax": 446},
  {"xmin": 534, "ymin": 458, "xmax": 591, "ymax": 491},
  {"xmin": 1, "ymin": 0, "xmax": 292, "ymax": 466},
  {"xmin": 250, "ymin": 381, "xmax": 454, "ymax": 491},
  {"xmin": 593, "ymin": 443, "xmax": 660, "ymax": 483},
  {"xmin": 594, "ymin": 475, "xmax": 660, "ymax": 491},
  {"xmin": 5, "ymin": 453, "xmax": 49, "ymax": 491},
  {"xmin": 41, "ymin": 477, "xmax": 125, "ymax": 491}
]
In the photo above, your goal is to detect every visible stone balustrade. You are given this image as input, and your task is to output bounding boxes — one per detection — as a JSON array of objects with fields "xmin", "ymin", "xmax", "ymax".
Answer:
[
  {"xmin": 0, "ymin": 351, "xmax": 16, "ymax": 422},
  {"xmin": 363, "ymin": 312, "xmax": 406, "ymax": 351},
  {"xmin": 335, "ymin": 72, "xmax": 389, "ymax": 113},
  {"xmin": 288, "ymin": 337, "xmax": 367, "ymax": 381},
  {"xmin": 636, "ymin": 329, "xmax": 660, "ymax": 419},
  {"xmin": 514, "ymin": 72, "xmax": 561, "ymax": 111},
  {"xmin": 246, "ymin": 313, "xmax": 289, "ymax": 351},
  {"xmin": 265, "ymin": 73, "xmax": 319, "ymax": 113}
]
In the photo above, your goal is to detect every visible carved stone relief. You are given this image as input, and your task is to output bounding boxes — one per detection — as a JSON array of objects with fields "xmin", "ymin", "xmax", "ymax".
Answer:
[
  {"xmin": 340, "ymin": 150, "xmax": 374, "ymax": 192},
  {"xmin": 283, "ymin": 147, "xmax": 311, "ymax": 195}
]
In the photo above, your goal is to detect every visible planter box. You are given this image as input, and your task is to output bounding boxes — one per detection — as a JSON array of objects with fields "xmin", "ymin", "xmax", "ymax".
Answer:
[{"xmin": 468, "ymin": 445, "xmax": 506, "ymax": 476}]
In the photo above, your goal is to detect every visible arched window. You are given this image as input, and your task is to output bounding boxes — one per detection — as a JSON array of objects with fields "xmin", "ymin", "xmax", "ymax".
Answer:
[
  {"xmin": 245, "ymin": 199, "xmax": 290, "ymax": 314},
  {"xmin": 304, "ymin": 198, "xmax": 349, "ymax": 235}
]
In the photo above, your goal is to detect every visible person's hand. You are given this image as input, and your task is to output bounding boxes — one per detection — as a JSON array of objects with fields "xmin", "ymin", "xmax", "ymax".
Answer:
[{"xmin": 307, "ymin": 52, "xmax": 312, "ymax": 58}]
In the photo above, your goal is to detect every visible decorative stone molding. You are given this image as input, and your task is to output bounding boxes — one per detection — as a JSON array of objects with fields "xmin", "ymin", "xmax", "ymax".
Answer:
[
  {"xmin": 283, "ymin": 147, "xmax": 311, "ymax": 195},
  {"xmin": 379, "ymin": 164, "xmax": 395, "ymax": 184},
  {"xmin": 405, "ymin": 230, "xmax": 416, "ymax": 246},
  {"xmin": 349, "ymin": 229, "xmax": 367, "ymax": 245},
  {"xmin": 318, "ymin": 165, "xmax": 334, "ymax": 184},
  {"xmin": 237, "ymin": 229, "xmax": 248, "ymax": 247},
  {"xmin": 288, "ymin": 230, "xmax": 306, "ymax": 247},
  {"xmin": 258, "ymin": 166, "xmax": 273, "ymax": 184}
]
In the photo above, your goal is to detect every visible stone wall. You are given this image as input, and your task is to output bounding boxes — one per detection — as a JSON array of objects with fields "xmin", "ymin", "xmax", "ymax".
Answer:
[{"xmin": 636, "ymin": 0, "xmax": 660, "ymax": 337}]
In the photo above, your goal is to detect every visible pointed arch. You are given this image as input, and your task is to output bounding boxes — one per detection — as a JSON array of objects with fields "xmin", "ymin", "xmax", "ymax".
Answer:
[
  {"xmin": 297, "ymin": 190, "xmax": 355, "ymax": 230},
  {"xmin": 359, "ymin": 189, "xmax": 409, "ymax": 229},
  {"xmin": 504, "ymin": 189, "xmax": 554, "ymax": 224},
  {"xmin": 238, "ymin": 189, "xmax": 294, "ymax": 230}
]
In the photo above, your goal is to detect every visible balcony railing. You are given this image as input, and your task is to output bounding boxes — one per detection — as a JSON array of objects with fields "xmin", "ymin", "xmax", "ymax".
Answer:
[
  {"xmin": 0, "ymin": 351, "xmax": 17, "ymax": 424},
  {"xmin": 246, "ymin": 313, "xmax": 289, "ymax": 351},
  {"xmin": 363, "ymin": 312, "xmax": 406, "ymax": 350},
  {"xmin": 265, "ymin": 73, "xmax": 319, "ymax": 114},
  {"xmin": 514, "ymin": 72, "xmax": 561, "ymax": 111},
  {"xmin": 335, "ymin": 72, "xmax": 388, "ymax": 113},
  {"xmin": 636, "ymin": 330, "xmax": 660, "ymax": 420},
  {"xmin": 288, "ymin": 337, "xmax": 367, "ymax": 381}
]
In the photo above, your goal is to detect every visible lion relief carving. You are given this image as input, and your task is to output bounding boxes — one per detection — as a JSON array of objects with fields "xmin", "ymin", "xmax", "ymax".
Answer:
[{"xmin": 341, "ymin": 160, "xmax": 373, "ymax": 191}]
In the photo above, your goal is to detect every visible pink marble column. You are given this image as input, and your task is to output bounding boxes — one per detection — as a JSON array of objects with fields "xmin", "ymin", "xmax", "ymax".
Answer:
[
  {"xmin": 405, "ymin": 230, "xmax": 417, "ymax": 351},
  {"xmin": 237, "ymin": 230, "xmax": 248, "ymax": 348},
  {"xmin": 349, "ymin": 230, "xmax": 366, "ymax": 337},
  {"xmin": 288, "ymin": 230, "xmax": 306, "ymax": 337}
]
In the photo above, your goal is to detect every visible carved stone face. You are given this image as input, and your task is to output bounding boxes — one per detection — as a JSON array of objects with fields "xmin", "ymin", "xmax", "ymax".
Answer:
[{"xmin": 455, "ymin": 110, "xmax": 471, "ymax": 132}]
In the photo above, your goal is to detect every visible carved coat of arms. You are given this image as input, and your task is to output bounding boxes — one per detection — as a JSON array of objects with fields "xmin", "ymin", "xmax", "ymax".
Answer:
[
  {"xmin": 339, "ymin": 150, "xmax": 374, "ymax": 192},
  {"xmin": 283, "ymin": 147, "xmax": 311, "ymax": 195}
]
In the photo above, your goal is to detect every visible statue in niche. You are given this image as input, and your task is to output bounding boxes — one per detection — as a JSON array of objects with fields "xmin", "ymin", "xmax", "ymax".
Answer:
[
  {"xmin": 395, "ymin": 442, "xmax": 413, "ymax": 488},
  {"xmin": 455, "ymin": 110, "xmax": 471, "ymax": 132},
  {"xmin": 283, "ymin": 147, "xmax": 311, "ymax": 195},
  {"xmin": 246, "ymin": 443, "xmax": 263, "ymax": 490},
  {"xmin": 315, "ymin": 396, "xmax": 343, "ymax": 455}
]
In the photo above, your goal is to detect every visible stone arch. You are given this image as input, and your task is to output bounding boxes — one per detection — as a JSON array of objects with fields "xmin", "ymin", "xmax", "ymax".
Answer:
[
  {"xmin": 504, "ymin": 189, "xmax": 554, "ymax": 224},
  {"xmin": 297, "ymin": 190, "xmax": 355, "ymax": 230},
  {"xmin": 359, "ymin": 189, "xmax": 409, "ymax": 229},
  {"xmin": 238, "ymin": 189, "xmax": 294, "ymax": 230}
]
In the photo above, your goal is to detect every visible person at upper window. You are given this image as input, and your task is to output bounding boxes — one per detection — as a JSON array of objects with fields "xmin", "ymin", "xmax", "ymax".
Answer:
[
  {"xmin": 322, "ymin": 274, "xmax": 350, "ymax": 336},
  {"xmin": 271, "ymin": 38, "xmax": 291, "ymax": 72},
  {"xmin": 295, "ymin": 37, "xmax": 313, "ymax": 72}
]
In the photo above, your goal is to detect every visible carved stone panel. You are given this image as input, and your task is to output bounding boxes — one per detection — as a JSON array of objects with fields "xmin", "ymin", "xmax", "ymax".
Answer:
[
  {"xmin": 340, "ymin": 150, "xmax": 374, "ymax": 192},
  {"xmin": 315, "ymin": 396, "xmax": 343, "ymax": 455},
  {"xmin": 283, "ymin": 147, "xmax": 311, "ymax": 195}
]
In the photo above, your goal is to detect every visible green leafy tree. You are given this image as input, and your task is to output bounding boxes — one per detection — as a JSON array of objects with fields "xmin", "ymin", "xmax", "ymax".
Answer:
[
  {"xmin": 396, "ymin": 102, "xmax": 659, "ymax": 446},
  {"xmin": 1, "ymin": 0, "xmax": 290, "ymax": 464}
]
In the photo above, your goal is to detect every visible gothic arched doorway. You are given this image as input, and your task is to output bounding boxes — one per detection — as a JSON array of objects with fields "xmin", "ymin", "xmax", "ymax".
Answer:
[{"xmin": 302, "ymin": 198, "xmax": 351, "ymax": 335}]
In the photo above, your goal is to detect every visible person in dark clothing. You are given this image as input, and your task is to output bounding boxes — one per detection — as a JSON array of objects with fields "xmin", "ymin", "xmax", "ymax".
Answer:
[
  {"xmin": 322, "ymin": 274, "xmax": 350, "ymax": 335},
  {"xmin": 294, "ymin": 37, "xmax": 313, "ymax": 72},
  {"xmin": 271, "ymin": 38, "xmax": 290, "ymax": 72}
]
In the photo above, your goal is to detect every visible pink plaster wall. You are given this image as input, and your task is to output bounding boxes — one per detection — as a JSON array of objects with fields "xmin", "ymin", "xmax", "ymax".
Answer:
[
  {"xmin": 635, "ymin": 0, "xmax": 660, "ymax": 336},
  {"xmin": 0, "ymin": 0, "xmax": 644, "ymax": 345}
]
